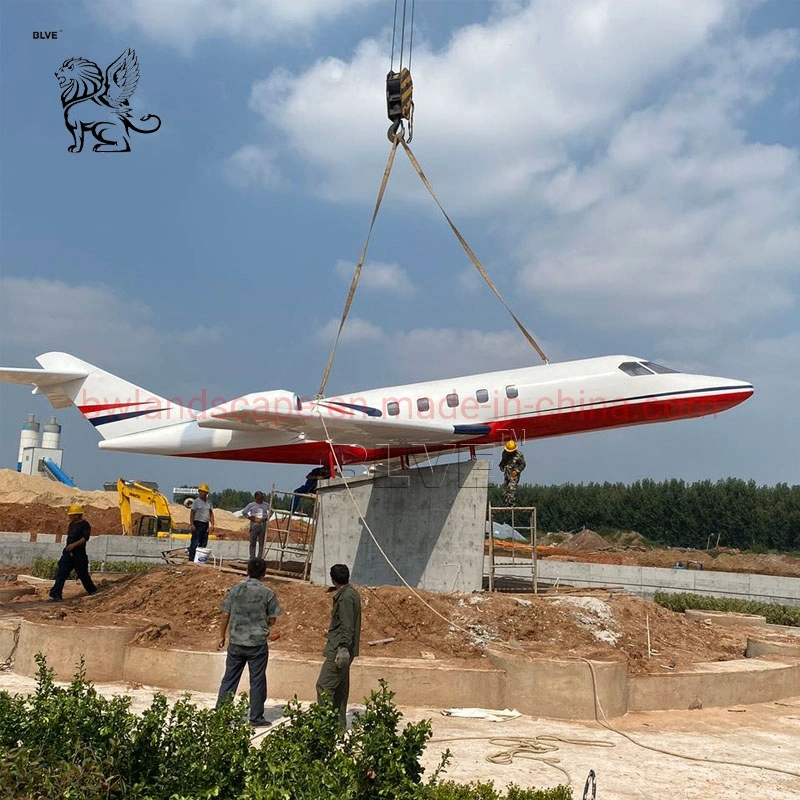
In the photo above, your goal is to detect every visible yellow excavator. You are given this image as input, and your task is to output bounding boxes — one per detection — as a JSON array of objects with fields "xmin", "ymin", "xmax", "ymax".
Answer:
[{"xmin": 117, "ymin": 478, "xmax": 191, "ymax": 536}]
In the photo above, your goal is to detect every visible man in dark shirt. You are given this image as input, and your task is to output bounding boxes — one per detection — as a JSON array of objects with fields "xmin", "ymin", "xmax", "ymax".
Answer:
[
  {"xmin": 315, "ymin": 563, "xmax": 361, "ymax": 728},
  {"xmin": 216, "ymin": 558, "xmax": 280, "ymax": 727},
  {"xmin": 290, "ymin": 465, "xmax": 331, "ymax": 514},
  {"xmin": 49, "ymin": 504, "xmax": 98, "ymax": 601}
]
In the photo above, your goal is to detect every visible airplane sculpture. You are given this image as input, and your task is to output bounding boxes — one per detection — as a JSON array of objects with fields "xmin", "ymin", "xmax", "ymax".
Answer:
[{"xmin": 0, "ymin": 352, "xmax": 753, "ymax": 470}]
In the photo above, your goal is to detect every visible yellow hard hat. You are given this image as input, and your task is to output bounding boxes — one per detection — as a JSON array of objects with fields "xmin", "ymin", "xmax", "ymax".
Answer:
[
  {"xmin": 504, "ymin": 440, "xmax": 517, "ymax": 452},
  {"xmin": 198, "ymin": 484, "xmax": 210, "ymax": 492},
  {"xmin": 67, "ymin": 504, "xmax": 84, "ymax": 515}
]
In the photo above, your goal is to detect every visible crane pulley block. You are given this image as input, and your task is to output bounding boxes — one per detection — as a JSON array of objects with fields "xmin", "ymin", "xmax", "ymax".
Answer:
[{"xmin": 386, "ymin": 68, "xmax": 414, "ymax": 140}]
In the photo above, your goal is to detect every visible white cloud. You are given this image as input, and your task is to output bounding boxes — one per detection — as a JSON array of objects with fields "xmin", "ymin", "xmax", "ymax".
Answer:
[
  {"xmin": 519, "ymin": 29, "xmax": 800, "ymax": 336},
  {"xmin": 0, "ymin": 277, "xmax": 223, "ymax": 368},
  {"xmin": 314, "ymin": 316, "xmax": 556, "ymax": 382},
  {"xmin": 334, "ymin": 259, "xmax": 415, "ymax": 293},
  {"xmin": 88, "ymin": 0, "xmax": 382, "ymax": 50},
  {"xmin": 224, "ymin": 145, "xmax": 281, "ymax": 189},
  {"xmin": 244, "ymin": 0, "xmax": 736, "ymax": 208},
  {"xmin": 234, "ymin": 0, "xmax": 799, "ymax": 364},
  {"xmin": 316, "ymin": 316, "xmax": 384, "ymax": 344},
  {"xmin": 387, "ymin": 327, "xmax": 549, "ymax": 380}
]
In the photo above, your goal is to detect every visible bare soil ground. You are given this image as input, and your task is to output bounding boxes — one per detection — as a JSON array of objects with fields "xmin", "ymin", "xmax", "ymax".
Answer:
[
  {"xmin": 2, "ymin": 470, "xmax": 800, "ymax": 676},
  {"xmin": 4, "ymin": 564, "xmax": 783, "ymax": 675}
]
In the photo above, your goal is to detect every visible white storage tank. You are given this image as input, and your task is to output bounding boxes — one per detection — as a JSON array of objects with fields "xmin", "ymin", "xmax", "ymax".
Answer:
[
  {"xmin": 17, "ymin": 413, "xmax": 40, "ymax": 471},
  {"xmin": 42, "ymin": 416, "xmax": 62, "ymax": 450}
]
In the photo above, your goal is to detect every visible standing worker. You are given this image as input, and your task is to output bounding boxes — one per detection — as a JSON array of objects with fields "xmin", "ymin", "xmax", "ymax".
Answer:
[
  {"xmin": 315, "ymin": 563, "xmax": 361, "ymax": 728},
  {"xmin": 189, "ymin": 483, "xmax": 215, "ymax": 563},
  {"xmin": 499, "ymin": 440, "xmax": 526, "ymax": 506},
  {"xmin": 216, "ymin": 558, "xmax": 280, "ymax": 728},
  {"xmin": 240, "ymin": 491, "xmax": 271, "ymax": 560},
  {"xmin": 49, "ymin": 505, "xmax": 97, "ymax": 601}
]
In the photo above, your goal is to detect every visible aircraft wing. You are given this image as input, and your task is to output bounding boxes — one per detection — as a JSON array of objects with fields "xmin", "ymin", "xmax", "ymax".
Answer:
[
  {"xmin": 199, "ymin": 402, "xmax": 490, "ymax": 447},
  {"xmin": 0, "ymin": 366, "xmax": 89, "ymax": 409}
]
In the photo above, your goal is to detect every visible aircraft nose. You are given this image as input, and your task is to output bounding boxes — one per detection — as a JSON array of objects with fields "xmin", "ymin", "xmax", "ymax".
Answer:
[
  {"xmin": 702, "ymin": 375, "xmax": 754, "ymax": 413},
  {"xmin": 726, "ymin": 378, "xmax": 754, "ymax": 397}
]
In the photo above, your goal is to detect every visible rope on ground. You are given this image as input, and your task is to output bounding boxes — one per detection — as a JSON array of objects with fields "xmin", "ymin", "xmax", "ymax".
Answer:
[
  {"xmin": 316, "ymin": 138, "xmax": 400, "ymax": 399},
  {"xmin": 577, "ymin": 656, "xmax": 800, "ymax": 780},
  {"xmin": 428, "ymin": 733, "xmax": 614, "ymax": 788}
]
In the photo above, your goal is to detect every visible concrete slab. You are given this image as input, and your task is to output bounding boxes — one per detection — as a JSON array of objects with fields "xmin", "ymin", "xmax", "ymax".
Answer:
[
  {"xmin": 6, "ymin": 620, "xmax": 800, "ymax": 720},
  {"xmin": 746, "ymin": 637, "xmax": 800, "ymax": 658},
  {"xmin": 123, "ymin": 646, "xmax": 506, "ymax": 709},
  {"xmin": 486, "ymin": 649, "xmax": 628, "ymax": 719},
  {"xmin": 684, "ymin": 609, "xmax": 767, "ymax": 627},
  {"xmin": 16, "ymin": 618, "xmax": 142, "ymax": 682},
  {"xmin": 629, "ymin": 658, "xmax": 800, "ymax": 711},
  {"xmin": 0, "ymin": 617, "xmax": 20, "ymax": 665}
]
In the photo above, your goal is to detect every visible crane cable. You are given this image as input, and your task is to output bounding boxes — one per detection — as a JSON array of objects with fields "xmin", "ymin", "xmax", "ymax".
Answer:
[
  {"xmin": 316, "ymin": 137, "xmax": 400, "ymax": 399},
  {"xmin": 316, "ymin": 0, "xmax": 548, "ymax": 400},
  {"xmin": 397, "ymin": 135, "xmax": 549, "ymax": 365}
]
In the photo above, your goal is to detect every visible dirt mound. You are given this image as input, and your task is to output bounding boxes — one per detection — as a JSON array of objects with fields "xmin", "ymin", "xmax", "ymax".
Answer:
[
  {"xmin": 561, "ymin": 528, "xmax": 613, "ymax": 551},
  {"xmin": 14, "ymin": 566, "xmax": 758, "ymax": 674},
  {"xmin": 0, "ymin": 470, "xmax": 247, "ymax": 535},
  {"xmin": 0, "ymin": 503, "xmax": 124, "ymax": 535}
]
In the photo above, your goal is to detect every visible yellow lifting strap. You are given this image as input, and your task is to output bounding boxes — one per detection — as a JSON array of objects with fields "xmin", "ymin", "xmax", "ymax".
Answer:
[
  {"xmin": 316, "ymin": 130, "xmax": 549, "ymax": 399},
  {"xmin": 316, "ymin": 137, "xmax": 401, "ymax": 399},
  {"xmin": 397, "ymin": 136, "xmax": 549, "ymax": 365}
]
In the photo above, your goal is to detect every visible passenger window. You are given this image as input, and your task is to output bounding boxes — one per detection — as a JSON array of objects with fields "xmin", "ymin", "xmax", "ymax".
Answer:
[
  {"xmin": 446, "ymin": 393, "xmax": 459, "ymax": 408},
  {"xmin": 505, "ymin": 385, "xmax": 519, "ymax": 399},
  {"xmin": 476, "ymin": 389, "xmax": 489, "ymax": 403},
  {"xmin": 417, "ymin": 398, "xmax": 430, "ymax": 412},
  {"xmin": 619, "ymin": 362, "xmax": 655, "ymax": 376},
  {"xmin": 387, "ymin": 402, "xmax": 400, "ymax": 416}
]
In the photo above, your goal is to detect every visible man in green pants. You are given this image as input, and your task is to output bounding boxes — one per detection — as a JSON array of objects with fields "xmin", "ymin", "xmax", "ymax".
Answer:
[{"xmin": 315, "ymin": 563, "xmax": 361, "ymax": 728}]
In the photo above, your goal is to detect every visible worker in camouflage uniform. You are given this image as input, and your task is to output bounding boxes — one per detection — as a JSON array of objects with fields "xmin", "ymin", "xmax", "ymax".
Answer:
[
  {"xmin": 216, "ymin": 558, "xmax": 280, "ymax": 727},
  {"xmin": 315, "ymin": 563, "xmax": 361, "ymax": 728},
  {"xmin": 499, "ymin": 440, "xmax": 526, "ymax": 506}
]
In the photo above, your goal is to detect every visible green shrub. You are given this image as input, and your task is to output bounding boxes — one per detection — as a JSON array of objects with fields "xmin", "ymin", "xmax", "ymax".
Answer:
[
  {"xmin": 29, "ymin": 557, "xmax": 154, "ymax": 580},
  {"xmin": 0, "ymin": 657, "xmax": 572, "ymax": 800},
  {"xmin": 655, "ymin": 592, "xmax": 800, "ymax": 627}
]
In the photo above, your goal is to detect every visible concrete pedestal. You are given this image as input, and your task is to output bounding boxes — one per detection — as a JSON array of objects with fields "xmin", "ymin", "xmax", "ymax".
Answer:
[{"xmin": 311, "ymin": 460, "xmax": 488, "ymax": 592}]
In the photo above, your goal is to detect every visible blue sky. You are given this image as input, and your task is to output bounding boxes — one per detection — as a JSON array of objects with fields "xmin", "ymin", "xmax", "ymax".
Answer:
[{"xmin": 0, "ymin": 0, "xmax": 798, "ymax": 497}]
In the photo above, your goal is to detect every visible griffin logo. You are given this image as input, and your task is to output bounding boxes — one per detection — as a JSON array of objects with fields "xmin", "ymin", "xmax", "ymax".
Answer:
[{"xmin": 55, "ymin": 48, "xmax": 161, "ymax": 152}]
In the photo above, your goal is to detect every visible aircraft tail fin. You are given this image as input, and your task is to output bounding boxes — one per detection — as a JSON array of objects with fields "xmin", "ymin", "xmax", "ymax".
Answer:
[{"xmin": 0, "ymin": 352, "xmax": 189, "ymax": 441}]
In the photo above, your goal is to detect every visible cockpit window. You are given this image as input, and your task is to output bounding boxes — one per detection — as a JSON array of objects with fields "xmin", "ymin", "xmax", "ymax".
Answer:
[
  {"xmin": 618, "ymin": 362, "xmax": 655, "ymax": 376},
  {"xmin": 643, "ymin": 361, "xmax": 679, "ymax": 374}
]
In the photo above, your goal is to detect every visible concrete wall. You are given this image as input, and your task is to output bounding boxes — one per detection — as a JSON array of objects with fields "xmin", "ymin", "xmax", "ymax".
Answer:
[
  {"xmin": 10, "ymin": 617, "xmax": 800, "ymax": 717},
  {"xmin": 0, "ymin": 534, "xmax": 252, "ymax": 568},
  {"xmin": 312, "ymin": 461, "xmax": 489, "ymax": 592},
  {"xmin": 533, "ymin": 561, "xmax": 800, "ymax": 607},
  {"xmin": 628, "ymin": 658, "xmax": 800, "ymax": 711},
  {"xmin": 486, "ymin": 650, "xmax": 628, "ymax": 719}
]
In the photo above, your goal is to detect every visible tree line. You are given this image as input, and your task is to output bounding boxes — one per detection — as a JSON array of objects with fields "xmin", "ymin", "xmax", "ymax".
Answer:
[
  {"xmin": 489, "ymin": 478, "xmax": 800, "ymax": 552},
  {"xmin": 212, "ymin": 478, "xmax": 800, "ymax": 553}
]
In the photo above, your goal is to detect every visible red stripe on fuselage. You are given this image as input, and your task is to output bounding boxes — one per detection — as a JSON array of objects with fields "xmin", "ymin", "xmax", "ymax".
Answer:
[
  {"xmin": 78, "ymin": 401, "xmax": 156, "ymax": 414},
  {"xmin": 174, "ymin": 389, "xmax": 752, "ymax": 466}
]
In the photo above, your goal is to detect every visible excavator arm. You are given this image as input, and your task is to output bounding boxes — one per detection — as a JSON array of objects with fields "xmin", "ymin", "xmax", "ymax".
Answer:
[{"xmin": 116, "ymin": 478, "xmax": 174, "ymax": 536}]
